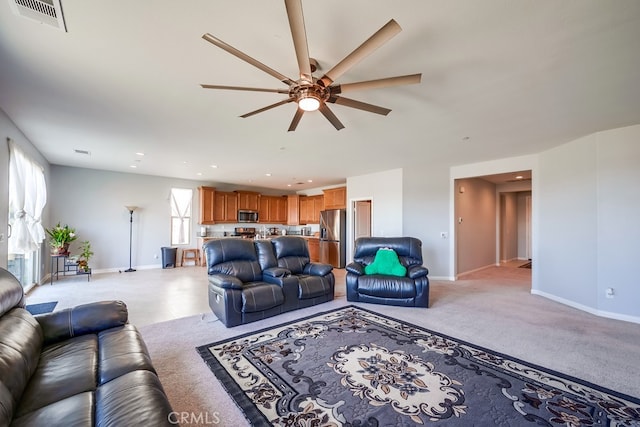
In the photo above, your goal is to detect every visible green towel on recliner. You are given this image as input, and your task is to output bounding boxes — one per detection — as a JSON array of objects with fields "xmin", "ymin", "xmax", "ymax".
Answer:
[{"xmin": 365, "ymin": 248, "xmax": 407, "ymax": 277}]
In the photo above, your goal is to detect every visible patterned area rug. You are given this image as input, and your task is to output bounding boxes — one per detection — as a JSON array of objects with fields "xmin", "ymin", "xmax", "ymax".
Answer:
[{"xmin": 196, "ymin": 306, "xmax": 640, "ymax": 426}]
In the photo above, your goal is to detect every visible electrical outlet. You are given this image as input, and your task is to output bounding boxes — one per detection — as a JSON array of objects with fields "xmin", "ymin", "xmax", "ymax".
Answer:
[
  {"xmin": 440, "ymin": 232, "xmax": 448, "ymax": 239},
  {"xmin": 605, "ymin": 288, "xmax": 615, "ymax": 298},
  {"xmin": 153, "ymin": 254, "xmax": 159, "ymax": 259},
  {"xmin": 0, "ymin": 233, "xmax": 4, "ymax": 242}
]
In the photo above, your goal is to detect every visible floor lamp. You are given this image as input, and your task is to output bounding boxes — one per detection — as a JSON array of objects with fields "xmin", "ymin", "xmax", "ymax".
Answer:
[{"xmin": 124, "ymin": 205, "xmax": 138, "ymax": 272}]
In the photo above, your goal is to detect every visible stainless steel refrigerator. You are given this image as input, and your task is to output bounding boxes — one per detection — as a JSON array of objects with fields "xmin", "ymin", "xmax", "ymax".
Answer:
[{"xmin": 319, "ymin": 209, "xmax": 346, "ymax": 268}]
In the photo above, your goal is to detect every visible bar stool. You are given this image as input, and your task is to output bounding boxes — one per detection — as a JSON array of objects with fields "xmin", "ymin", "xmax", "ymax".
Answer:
[{"xmin": 181, "ymin": 248, "xmax": 200, "ymax": 266}]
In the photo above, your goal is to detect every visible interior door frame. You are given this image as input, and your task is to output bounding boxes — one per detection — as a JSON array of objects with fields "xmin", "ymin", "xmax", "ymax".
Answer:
[{"xmin": 348, "ymin": 197, "xmax": 373, "ymax": 265}]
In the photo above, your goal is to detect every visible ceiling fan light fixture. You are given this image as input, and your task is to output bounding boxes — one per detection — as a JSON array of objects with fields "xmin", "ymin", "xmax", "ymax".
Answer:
[{"xmin": 298, "ymin": 94, "xmax": 320, "ymax": 111}]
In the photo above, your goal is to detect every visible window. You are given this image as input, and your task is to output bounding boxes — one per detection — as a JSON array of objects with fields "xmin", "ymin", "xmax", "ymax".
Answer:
[
  {"xmin": 170, "ymin": 188, "xmax": 192, "ymax": 245},
  {"xmin": 7, "ymin": 140, "xmax": 47, "ymax": 289}
]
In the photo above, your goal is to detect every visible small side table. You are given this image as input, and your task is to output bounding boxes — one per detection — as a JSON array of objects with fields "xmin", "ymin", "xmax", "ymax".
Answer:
[{"xmin": 50, "ymin": 254, "xmax": 91, "ymax": 284}]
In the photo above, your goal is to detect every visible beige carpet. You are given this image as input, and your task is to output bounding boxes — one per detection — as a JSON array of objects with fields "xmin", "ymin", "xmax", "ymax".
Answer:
[{"xmin": 139, "ymin": 266, "xmax": 640, "ymax": 426}]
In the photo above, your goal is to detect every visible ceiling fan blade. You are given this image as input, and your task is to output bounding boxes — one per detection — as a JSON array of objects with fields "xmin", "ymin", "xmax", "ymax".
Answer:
[
  {"xmin": 319, "ymin": 19, "xmax": 402, "ymax": 87},
  {"xmin": 240, "ymin": 98, "xmax": 294, "ymax": 118},
  {"xmin": 287, "ymin": 108, "xmax": 305, "ymax": 132},
  {"xmin": 200, "ymin": 84, "xmax": 290, "ymax": 94},
  {"xmin": 319, "ymin": 104, "xmax": 345, "ymax": 130},
  {"xmin": 202, "ymin": 33, "xmax": 296, "ymax": 86},
  {"xmin": 284, "ymin": 0, "xmax": 312, "ymax": 82},
  {"xmin": 328, "ymin": 96, "xmax": 391, "ymax": 116},
  {"xmin": 332, "ymin": 74, "xmax": 422, "ymax": 94}
]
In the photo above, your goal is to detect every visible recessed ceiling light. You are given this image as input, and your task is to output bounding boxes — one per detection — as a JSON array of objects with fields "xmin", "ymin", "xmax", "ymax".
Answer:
[
  {"xmin": 136, "ymin": 152, "xmax": 144, "ymax": 156},
  {"xmin": 265, "ymin": 173, "xmax": 272, "ymax": 177},
  {"xmin": 287, "ymin": 184, "xmax": 292, "ymax": 187},
  {"xmin": 210, "ymin": 164, "xmax": 218, "ymax": 169},
  {"xmin": 515, "ymin": 175, "xmax": 524, "ymax": 179},
  {"xmin": 182, "ymin": 161, "xmax": 188, "ymax": 164},
  {"xmin": 307, "ymin": 179, "xmax": 313, "ymax": 183},
  {"xmin": 196, "ymin": 172, "xmax": 203, "ymax": 176},
  {"xmin": 129, "ymin": 165, "xmax": 137, "ymax": 169}
]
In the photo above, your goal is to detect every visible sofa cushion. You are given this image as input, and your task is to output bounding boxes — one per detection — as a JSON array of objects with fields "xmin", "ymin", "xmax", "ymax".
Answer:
[
  {"xmin": 357, "ymin": 275, "xmax": 417, "ymax": 299},
  {"xmin": 0, "ymin": 308, "xmax": 42, "ymax": 422},
  {"xmin": 96, "ymin": 370, "xmax": 174, "ymax": 426},
  {"xmin": 98, "ymin": 325, "xmax": 156, "ymax": 385},
  {"xmin": 241, "ymin": 283, "xmax": 284, "ymax": 313},
  {"xmin": 10, "ymin": 392, "xmax": 94, "ymax": 427},
  {"xmin": 210, "ymin": 260, "xmax": 263, "ymax": 283},
  {"xmin": 298, "ymin": 276, "xmax": 331, "ymax": 299},
  {"xmin": 16, "ymin": 334, "xmax": 98, "ymax": 417}
]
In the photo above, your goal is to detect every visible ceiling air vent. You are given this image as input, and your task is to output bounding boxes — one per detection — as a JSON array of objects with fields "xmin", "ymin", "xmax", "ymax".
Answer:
[{"xmin": 9, "ymin": 0, "xmax": 67, "ymax": 32}]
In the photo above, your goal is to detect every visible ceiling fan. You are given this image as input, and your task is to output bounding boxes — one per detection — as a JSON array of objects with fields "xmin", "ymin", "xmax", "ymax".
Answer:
[{"xmin": 201, "ymin": 0, "xmax": 421, "ymax": 131}]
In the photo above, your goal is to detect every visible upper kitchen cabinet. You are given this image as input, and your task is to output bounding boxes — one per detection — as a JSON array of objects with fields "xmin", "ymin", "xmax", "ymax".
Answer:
[
  {"xmin": 236, "ymin": 191, "xmax": 260, "ymax": 211},
  {"xmin": 199, "ymin": 186, "xmax": 216, "ymax": 224},
  {"xmin": 286, "ymin": 195, "xmax": 300, "ymax": 225},
  {"xmin": 299, "ymin": 195, "xmax": 324, "ymax": 224},
  {"xmin": 323, "ymin": 186, "xmax": 346, "ymax": 210},
  {"xmin": 213, "ymin": 191, "xmax": 238, "ymax": 223},
  {"xmin": 259, "ymin": 195, "xmax": 287, "ymax": 223}
]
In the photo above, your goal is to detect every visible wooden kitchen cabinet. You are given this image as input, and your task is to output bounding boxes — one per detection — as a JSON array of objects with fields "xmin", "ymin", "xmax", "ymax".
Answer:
[
  {"xmin": 307, "ymin": 238, "xmax": 319, "ymax": 262},
  {"xmin": 236, "ymin": 191, "xmax": 260, "ymax": 211},
  {"xmin": 323, "ymin": 186, "xmax": 346, "ymax": 210},
  {"xmin": 213, "ymin": 191, "xmax": 238, "ymax": 223},
  {"xmin": 299, "ymin": 195, "xmax": 323, "ymax": 224},
  {"xmin": 286, "ymin": 195, "xmax": 300, "ymax": 225},
  {"xmin": 259, "ymin": 195, "xmax": 287, "ymax": 223},
  {"xmin": 198, "ymin": 186, "xmax": 216, "ymax": 224}
]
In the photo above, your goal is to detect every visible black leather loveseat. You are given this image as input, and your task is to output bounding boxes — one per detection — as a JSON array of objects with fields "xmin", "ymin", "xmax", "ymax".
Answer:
[
  {"xmin": 204, "ymin": 236, "xmax": 334, "ymax": 327},
  {"xmin": 346, "ymin": 237, "xmax": 430, "ymax": 307},
  {"xmin": 0, "ymin": 267, "xmax": 174, "ymax": 426}
]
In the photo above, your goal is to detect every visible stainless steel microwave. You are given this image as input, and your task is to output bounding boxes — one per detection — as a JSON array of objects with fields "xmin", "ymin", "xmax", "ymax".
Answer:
[{"xmin": 238, "ymin": 210, "xmax": 259, "ymax": 223}]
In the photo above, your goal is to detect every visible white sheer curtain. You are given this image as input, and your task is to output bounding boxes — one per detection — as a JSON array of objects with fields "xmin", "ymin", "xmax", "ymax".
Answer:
[
  {"xmin": 8, "ymin": 140, "xmax": 47, "ymax": 254},
  {"xmin": 170, "ymin": 188, "xmax": 192, "ymax": 245}
]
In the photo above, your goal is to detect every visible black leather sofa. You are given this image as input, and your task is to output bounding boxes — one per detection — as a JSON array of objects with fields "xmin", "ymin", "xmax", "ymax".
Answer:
[
  {"xmin": 204, "ymin": 236, "xmax": 334, "ymax": 327},
  {"xmin": 346, "ymin": 237, "xmax": 430, "ymax": 307},
  {"xmin": 0, "ymin": 267, "xmax": 174, "ymax": 426}
]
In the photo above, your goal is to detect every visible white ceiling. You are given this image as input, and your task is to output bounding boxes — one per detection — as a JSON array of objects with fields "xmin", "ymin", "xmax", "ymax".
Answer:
[{"xmin": 1, "ymin": 1, "xmax": 639, "ymax": 191}]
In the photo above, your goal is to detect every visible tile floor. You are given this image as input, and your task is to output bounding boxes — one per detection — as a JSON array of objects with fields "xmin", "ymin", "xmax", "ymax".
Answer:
[{"xmin": 26, "ymin": 265, "xmax": 349, "ymax": 327}]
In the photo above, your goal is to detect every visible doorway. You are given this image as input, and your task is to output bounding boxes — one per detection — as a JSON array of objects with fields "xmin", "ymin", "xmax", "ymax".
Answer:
[
  {"xmin": 454, "ymin": 170, "xmax": 532, "ymax": 278},
  {"xmin": 353, "ymin": 199, "xmax": 372, "ymax": 242}
]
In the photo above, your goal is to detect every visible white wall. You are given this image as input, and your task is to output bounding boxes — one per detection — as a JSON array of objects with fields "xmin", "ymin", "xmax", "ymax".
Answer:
[
  {"xmin": 0, "ymin": 108, "xmax": 51, "ymax": 274},
  {"xmin": 403, "ymin": 163, "xmax": 451, "ymax": 280},
  {"xmin": 534, "ymin": 124, "xmax": 640, "ymax": 321},
  {"xmin": 346, "ymin": 168, "xmax": 403, "ymax": 263},
  {"xmin": 49, "ymin": 166, "xmax": 212, "ymax": 272}
]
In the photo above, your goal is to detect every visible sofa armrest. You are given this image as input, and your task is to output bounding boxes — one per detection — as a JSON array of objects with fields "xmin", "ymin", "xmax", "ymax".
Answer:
[
  {"xmin": 36, "ymin": 300, "xmax": 128, "ymax": 345},
  {"xmin": 263, "ymin": 267, "xmax": 291, "ymax": 278},
  {"xmin": 408, "ymin": 265, "xmax": 429, "ymax": 279},
  {"xmin": 303, "ymin": 262, "xmax": 333, "ymax": 276},
  {"xmin": 208, "ymin": 274, "xmax": 243, "ymax": 289},
  {"xmin": 345, "ymin": 262, "xmax": 365, "ymax": 276}
]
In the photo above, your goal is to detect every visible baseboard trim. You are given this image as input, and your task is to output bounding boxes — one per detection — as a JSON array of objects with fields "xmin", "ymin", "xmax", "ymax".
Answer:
[{"xmin": 531, "ymin": 289, "xmax": 640, "ymax": 325}]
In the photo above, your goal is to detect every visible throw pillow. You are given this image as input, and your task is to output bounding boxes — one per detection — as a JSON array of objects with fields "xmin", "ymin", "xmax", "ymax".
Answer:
[{"xmin": 364, "ymin": 248, "xmax": 407, "ymax": 277}]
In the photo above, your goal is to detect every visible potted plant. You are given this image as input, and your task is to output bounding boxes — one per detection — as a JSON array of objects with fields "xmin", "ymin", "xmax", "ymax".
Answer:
[
  {"xmin": 45, "ymin": 222, "xmax": 77, "ymax": 255},
  {"xmin": 77, "ymin": 240, "xmax": 93, "ymax": 272}
]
